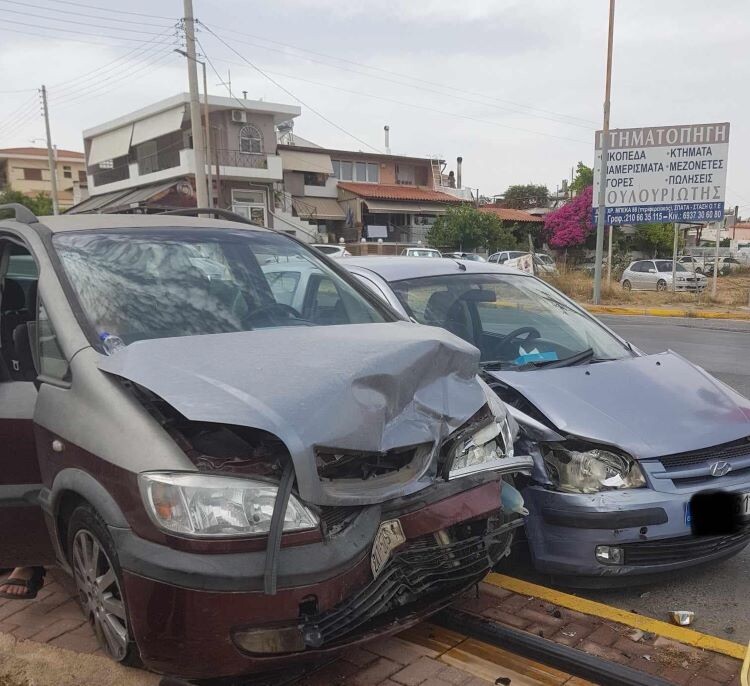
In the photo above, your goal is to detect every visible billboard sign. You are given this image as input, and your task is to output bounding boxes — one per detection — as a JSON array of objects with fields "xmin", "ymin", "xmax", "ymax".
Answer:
[{"xmin": 593, "ymin": 122, "xmax": 729, "ymax": 224}]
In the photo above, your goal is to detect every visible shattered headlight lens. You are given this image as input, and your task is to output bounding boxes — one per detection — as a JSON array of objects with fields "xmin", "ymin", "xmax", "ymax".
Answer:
[
  {"xmin": 138, "ymin": 472, "xmax": 319, "ymax": 537},
  {"xmin": 542, "ymin": 446, "xmax": 645, "ymax": 493},
  {"xmin": 448, "ymin": 379, "xmax": 517, "ymax": 479}
]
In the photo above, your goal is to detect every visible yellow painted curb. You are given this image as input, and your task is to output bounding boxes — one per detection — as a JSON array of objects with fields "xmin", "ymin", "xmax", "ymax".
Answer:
[
  {"xmin": 485, "ymin": 573, "xmax": 748, "ymax": 661},
  {"xmin": 584, "ymin": 304, "xmax": 750, "ymax": 320}
]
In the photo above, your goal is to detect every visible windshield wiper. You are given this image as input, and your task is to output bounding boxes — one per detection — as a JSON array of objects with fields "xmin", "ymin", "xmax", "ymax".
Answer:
[
  {"xmin": 480, "ymin": 359, "xmax": 512, "ymax": 370},
  {"xmin": 518, "ymin": 347, "xmax": 595, "ymax": 370}
]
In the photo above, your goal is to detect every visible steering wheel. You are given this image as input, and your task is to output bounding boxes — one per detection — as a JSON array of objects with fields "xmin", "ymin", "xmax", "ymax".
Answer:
[
  {"xmin": 247, "ymin": 302, "xmax": 303, "ymax": 324},
  {"xmin": 498, "ymin": 326, "xmax": 541, "ymax": 355}
]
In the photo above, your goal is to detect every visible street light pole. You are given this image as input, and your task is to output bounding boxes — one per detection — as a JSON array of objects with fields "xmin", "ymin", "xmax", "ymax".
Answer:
[
  {"xmin": 182, "ymin": 0, "xmax": 208, "ymax": 209},
  {"xmin": 593, "ymin": 0, "xmax": 615, "ymax": 304}
]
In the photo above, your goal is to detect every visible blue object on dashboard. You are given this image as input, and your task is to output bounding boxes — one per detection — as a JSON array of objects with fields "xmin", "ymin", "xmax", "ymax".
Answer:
[{"xmin": 514, "ymin": 351, "xmax": 558, "ymax": 365}]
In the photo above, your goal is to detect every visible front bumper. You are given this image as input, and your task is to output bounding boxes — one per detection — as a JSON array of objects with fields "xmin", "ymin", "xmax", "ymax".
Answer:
[
  {"xmin": 116, "ymin": 476, "xmax": 517, "ymax": 679},
  {"xmin": 522, "ymin": 483, "xmax": 750, "ymax": 585}
]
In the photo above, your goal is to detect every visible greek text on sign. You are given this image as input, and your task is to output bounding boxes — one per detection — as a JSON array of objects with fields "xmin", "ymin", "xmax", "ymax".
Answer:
[{"xmin": 593, "ymin": 122, "xmax": 729, "ymax": 224}]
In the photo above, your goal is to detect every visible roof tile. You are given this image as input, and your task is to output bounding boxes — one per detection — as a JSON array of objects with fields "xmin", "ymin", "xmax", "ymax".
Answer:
[
  {"xmin": 0, "ymin": 146, "xmax": 84, "ymax": 159},
  {"xmin": 337, "ymin": 182, "xmax": 463, "ymax": 203},
  {"xmin": 478, "ymin": 206, "xmax": 543, "ymax": 223}
]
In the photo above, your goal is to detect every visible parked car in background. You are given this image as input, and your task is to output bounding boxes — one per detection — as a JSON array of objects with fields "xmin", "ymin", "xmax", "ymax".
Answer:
[
  {"xmin": 620, "ymin": 259, "xmax": 706, "ymax": 291},
  {"xmin": 0, "ymin": 208, "xmax": 532, "ymax": 679},
  {"xmin": 343, "ymin": 256, "xmax": 750, "ymax": 586},
  {"xmin": 311, "ymin": 243, "xmax": 351, "ymax": 257},
  {"xmin": 444, "ymin": 252, "xmax": 486, "ymax": 262},
  {"xmin": 704, "ymin": 256, "xmax": 743, "ymax": 276},
  {"xmin": 578, "ymin": 256, "xmax": 605, "ymax": 275},
  {"xmin": 400, "ymin": 247, "xmax": 442, "ymax": 258},
  {"xmin": 535, "ymin": 253, "xmax": 558, "ymax": 274},
  {"xmin": 489, "ymin": 250, "xmax": 526, "ymax": 264},
  {"xmin": 677, "ymin": 255, "xmax": 705, "ymax": 274}
]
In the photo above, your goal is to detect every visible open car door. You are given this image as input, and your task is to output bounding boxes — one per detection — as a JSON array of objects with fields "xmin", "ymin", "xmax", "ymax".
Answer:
[{"xmin": 0, "ymin": 243, "xmax": 56, "ymax": 568}]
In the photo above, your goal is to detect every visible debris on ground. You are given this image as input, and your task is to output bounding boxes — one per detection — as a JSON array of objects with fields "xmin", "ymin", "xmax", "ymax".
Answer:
[{"xmin": 670, "ymin": 610, "xmax": 695, "ymax": 626}]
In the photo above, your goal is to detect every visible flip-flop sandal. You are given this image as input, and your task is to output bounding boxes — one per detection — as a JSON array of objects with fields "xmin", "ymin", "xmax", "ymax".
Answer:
[{"xmin": 0, "ymin": 567, "xmax": 46, "ymax": 600}]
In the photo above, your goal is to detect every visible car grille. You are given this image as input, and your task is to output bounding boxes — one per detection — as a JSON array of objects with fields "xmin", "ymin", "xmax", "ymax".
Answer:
[
  {"xmin": 622, "ymin": 532, "xmax": 750, "ymax": 566},
  {"xmin": 303, "ymin": 523, "xmax": 511, "ymax": 647},
  {"xmin": 659, "ymin": 437, "xmax": 750, "ymax": 470}
]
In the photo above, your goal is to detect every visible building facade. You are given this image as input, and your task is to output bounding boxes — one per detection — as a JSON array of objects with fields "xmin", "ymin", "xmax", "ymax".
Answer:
[
  {"xmin": 70, "ymin": 93, "xmax": 310, "ymax": 237},
  {"xmin": 0, "ymin": 147, "xmax": 88, "ymax": 210},
  {"xmin": 277, "ymin": 141, "xmax": 473, "ymax": 244}
]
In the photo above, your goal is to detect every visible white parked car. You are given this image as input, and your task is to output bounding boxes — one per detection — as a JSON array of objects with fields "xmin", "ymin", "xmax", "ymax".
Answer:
[
  {"xmin": 311, "ymin": 243, "xmax": 351, "ymax": 258},
  {"xmin": 620, "ymin": 259, "xmax": 707, "ymax": 292},
  {"xmin": 400, "ymin": 247, "xmax": 442, "ymax": 258},
  {"xmin": 488, "ymin": 250, "xmax": 527, "ymax": 265}
]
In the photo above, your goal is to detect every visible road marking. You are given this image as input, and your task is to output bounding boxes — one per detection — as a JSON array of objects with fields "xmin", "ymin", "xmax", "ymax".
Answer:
[{"xmin": 485, "ymin": 573, "xmax": 747, "ymax": 660}]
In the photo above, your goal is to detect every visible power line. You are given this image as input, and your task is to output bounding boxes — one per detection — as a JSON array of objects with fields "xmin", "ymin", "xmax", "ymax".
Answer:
[
  {"xmin": 200, "ymin": 21, "xmax": 598, "ymax": 129},
  {"xmin": 201, "ymin": 50, "xmax": 590, "ymax": 146},
  {"xmin": 0, "ymin": 0, "xmax": 176, "ymax": 28},
  {"xmin": 0, "ymin": 9, "xmax": 176, "ymax": 37},
  {"xmin": 0, "ymin": 95, "xmax": 39, "ymax": 131},
  {"xmin": 0, "ymin": 16, "xmax": 175, "ymax": 42},
  {"xmin": 0, "ymin": 24, "xmax": 167, "ymax": 50},
  {"xmin": 0, "ymin": 87, "xmax": 38, "ymax": 94},
  {"xmin": 196, "ymin": 23, "xmax": 381, "ymax": 154},
  {"xmin": 37, "ymin": 0, "xmax": 175, "ymax": 21}
]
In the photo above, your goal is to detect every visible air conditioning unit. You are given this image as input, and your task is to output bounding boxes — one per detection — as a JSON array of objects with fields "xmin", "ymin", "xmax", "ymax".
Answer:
[{"xmin": 231, "ymin": 110, "xmax": 247, "ymax": 124}]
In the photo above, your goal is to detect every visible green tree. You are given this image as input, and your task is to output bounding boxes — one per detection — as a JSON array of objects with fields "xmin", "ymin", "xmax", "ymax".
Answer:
[
  {"xmin": 502, "ymin": 184, "xmax": 549, "ymax": 210},
  {"xmin": 633, "ymin": 222, "xmax": 675, "ymax": 257},
  {"xmin": 569, "ymin": 162, "xmax": 593, "ymax": 195},
  {"xmin": 0, "ymin": 188, "xmax": 53, "ymax": 219},
  {"xmin": 427, "ymin": 205, "xmax": 518, "ymax": 252}
]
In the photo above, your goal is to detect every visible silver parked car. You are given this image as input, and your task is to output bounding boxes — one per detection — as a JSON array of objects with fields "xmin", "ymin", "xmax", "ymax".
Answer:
[
  {"xmin": 400, "ymin": 247, "xmax": 442, "ymax": 258},
  {"xmin": 620, "ymin": 259, "xmax": 707, "ymax": 292},
  {"xmin": 311, "ymin": 243, "xmax": 351, "ymax": 258},
  {"xmin": 342, "ymin": 257, "xmax": 750, "ymax": 585}
]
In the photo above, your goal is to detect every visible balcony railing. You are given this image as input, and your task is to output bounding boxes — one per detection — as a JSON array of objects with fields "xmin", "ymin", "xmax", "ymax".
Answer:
[
  {"xmin": 216, "ymin": 149, "xmax": 268, "ymax": 169},
  {"xmin": 92, "ymin": 165, "xmax": 129, "ymax": 186}
]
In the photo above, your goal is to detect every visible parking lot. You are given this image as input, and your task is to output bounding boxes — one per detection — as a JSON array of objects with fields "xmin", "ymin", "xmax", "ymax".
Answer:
[{"xmin": 561, "ymin": 315, "xmax": 750, "ymax": 642}]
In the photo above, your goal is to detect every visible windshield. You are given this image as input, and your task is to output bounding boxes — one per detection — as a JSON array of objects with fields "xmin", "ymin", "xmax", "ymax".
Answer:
[
  {"xmin": 390, "ymin": 272, "xmax": 630, "ymax": 369},
  {"xmin": 53, "ymin": 229, "xmax": 389, "ymax": 345},
  {"xmin": 656, "ymin": 261, "xmax": 686, "ymax": 272},
  {"xmin": 408, "ymin": 249, "xmax": 440, "ymax": 257},
  {"xmin": 314, "ymin": 245, "xmax": 339, "ymax": 254}
]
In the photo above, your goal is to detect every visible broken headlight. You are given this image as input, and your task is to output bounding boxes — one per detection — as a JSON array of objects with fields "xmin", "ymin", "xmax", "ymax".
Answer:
[
  {"xmin": 448, "ymin": 379, "xmax": 517, "ymax": 479},
  {"xmin": 542, "ymin": 445, "xmax": 645, "ymax": 493},
  {"xmin": 138, "ymin": 472, "xmax": 319, "ymax": 537}
]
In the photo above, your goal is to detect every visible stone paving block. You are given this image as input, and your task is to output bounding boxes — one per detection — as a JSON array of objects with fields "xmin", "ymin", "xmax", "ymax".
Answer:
[
  {"xmin": 578, "ymin": 640, "xmax": 629, "ymax": 665},
  {"xmin": 498, "ymin": 593, "xmax": 532, "ymax": 614},
  {"xmin": 708, "ymin": 653, "xmax": 742, "ymax": 676},
  {"xmin": 299, "ymin": 659, "xmax": 360, "ymax": 686},
  {"xmin": 697, "ymin": 661, "xmax": 737, "ymax": 684},
  {"xmin": 480, "ymin": 606, "xmax": 530, "ymax": 630},
  {"xmin": 477, "ymin": 582, "xmax": 511, "ymax": 601},
  {"xmin": 453, "ymin": 594, "xmax": 498, "ymax": 616},
  {"xmin": 48, "ymin": 629, "xmax": 101, "ymax": 654},
  {"xmin": 524, "ymin": 622, "xmax": 551, "ymax": 638},
  {"xmin": 612, "ymin": 636, "xmax": 656, "ymax": 659},
  {"xmin": 24, "ymin": 617, "xmax": 87, "ymax": 643},
  {"xmin": 341, "ymin": 647, "xmax": 380, "ymax": 668},
  {"xmin": 689, "ymin": 676, "xmax": 724, "ymax": 686},
  {"xmin": 391, "ymin": 656, "xmax": 445, "ymax": 686},
  {"xmin": 367, "ymin": 636, "xmax": 438, "ymax": 664},
  {"xmin": 351, "ymin": 657, "xmax": 402, "ymax": 686},
  {"xmin": 583, "ymin": 624, "xmax": 620, "ymax": 648},
  {"xmin": 430, "ymin": 665, "xmax": 471, "ymax": 685},
  {"xmin": 550, "ymin": 622, "xmax": 593, "ymax": 647},
  {"xmin": 517, "ymin": 607, "xmax": 565, "ymax": 630},
  {"xmin": 626, "ymin": 655, "xmax": 661, "ymax": 676},
  {"xmin": 657, "ymin": 666, "xmax": 698, "ymax": 685}
]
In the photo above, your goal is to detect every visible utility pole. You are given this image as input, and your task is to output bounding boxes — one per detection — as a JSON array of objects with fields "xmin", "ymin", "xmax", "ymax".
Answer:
[
  {"xmin": 40, "ymin": 85, "xmax": 59, "ymax": 215},
  {"xmin": 202, "ymin": 61, "xmax": 213, "ymax": 207},
  {"xmin": 593, "ymin": 0, "xmax": 615, "ymax": 304},
  {"xmin": 671, "ymin": 223, "xmax": 678, "ymax": 292},
  {"xmin": 712, "ymin": 218, "xmax": 723, "ymax": 297},
  {"xmin": 183, "ymin": 0, "xmax": 208, "ymax": 209}
]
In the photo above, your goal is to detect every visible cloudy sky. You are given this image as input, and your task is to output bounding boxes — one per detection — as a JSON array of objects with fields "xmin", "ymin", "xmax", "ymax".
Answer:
[{"xmin": 0, "ymin": 0, "xmax": 748, "ymax": 211}]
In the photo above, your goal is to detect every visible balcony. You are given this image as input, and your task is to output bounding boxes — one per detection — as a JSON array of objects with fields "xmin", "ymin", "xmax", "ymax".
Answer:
[
  {"xmin": 214, "ymin": 149, "xmax": 282, "ymax": 181},
  {"xmin": 215, "ymin": 149, "xmax": 268, "ymax": 169},
  {"xmin": 137, "ymin": 147, "xmax": 181, "ymax": 176}
]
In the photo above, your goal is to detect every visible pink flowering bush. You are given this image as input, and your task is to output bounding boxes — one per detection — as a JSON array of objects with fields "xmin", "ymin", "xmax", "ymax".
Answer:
[{"xmin": 544, "ymin": 186, "xmax": 594, "ymax": 248}]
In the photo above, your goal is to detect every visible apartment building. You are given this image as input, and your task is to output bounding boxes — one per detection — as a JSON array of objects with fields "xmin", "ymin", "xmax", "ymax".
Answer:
[
  {"xmin": 70, "ymin": 93, "xmax": 306, "ymax": 236},
  {"xmin": 0, "ymin": 147, "xmax": 88, "ymax": 210}
]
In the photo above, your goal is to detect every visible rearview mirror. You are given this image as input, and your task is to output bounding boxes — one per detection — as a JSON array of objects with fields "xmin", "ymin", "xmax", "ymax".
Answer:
[{"xmin": 460, "ymin": 289, "xmax": 497, "ymax": 303}]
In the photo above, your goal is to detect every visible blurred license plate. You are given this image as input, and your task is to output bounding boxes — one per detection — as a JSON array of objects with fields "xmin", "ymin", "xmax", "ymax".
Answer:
[
  {"xmin": 371, "ymin": 519, "xmax": 405, "ymax": 579},
  {"xmin": 685, "ymin": 492, "xmax": 750, "ymax": 525}
]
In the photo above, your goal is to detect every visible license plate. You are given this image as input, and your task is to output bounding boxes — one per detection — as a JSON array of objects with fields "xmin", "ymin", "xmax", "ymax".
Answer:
[
  {"xmin": 371, "ymin": 519, "xmax": 406, "ymax": 579},
  {"xmin": 685, "ymin": 491, "xmax": 750, "ymax": 525}
]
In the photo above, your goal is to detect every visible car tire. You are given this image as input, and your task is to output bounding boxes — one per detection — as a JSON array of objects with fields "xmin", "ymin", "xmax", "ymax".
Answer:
[
  {"xmin": 695, "ymin": 268, "xmax": 703, "ymax": 275},
  {"xmin": 66, "ymin": 504, "xmax": 140, "ymax": 667},
  {"xmin": 622, "ymin": 280, "xmax": 632, "ymax": 291},
  {"xmin": 657, "ymin": 279, "xmax": 667, "ymax": 292}
]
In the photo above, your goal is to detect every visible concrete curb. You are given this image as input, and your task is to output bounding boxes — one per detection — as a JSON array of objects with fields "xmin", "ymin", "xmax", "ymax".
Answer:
[{"xmin": 585, "ymin": 304, "xmax": 750, "ymax": 320}]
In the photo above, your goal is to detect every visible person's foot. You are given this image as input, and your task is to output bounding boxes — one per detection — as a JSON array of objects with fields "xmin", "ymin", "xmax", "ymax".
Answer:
[{"xmin": 0, "ymin": 567, "xmax": 35, "ymax": 597}]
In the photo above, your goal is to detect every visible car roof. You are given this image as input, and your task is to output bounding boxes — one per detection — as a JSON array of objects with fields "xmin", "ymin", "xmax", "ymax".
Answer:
[
  {"xmin": 8, "ymin": 214, "xmax": 272, "ymax": 234},
  {"xmin": 343, "ymin": 256, "xmax": 524, "ymax": 281}
]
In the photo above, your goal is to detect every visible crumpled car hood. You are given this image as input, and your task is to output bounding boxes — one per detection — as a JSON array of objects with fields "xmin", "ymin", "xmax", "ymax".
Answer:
[
  {"xmin": 487, "ymin": 351, "xmax": 750, "ymax": 459},
  {"xmin": 99, "ymin": 322, "xmax": 486, "ymax": 505}
]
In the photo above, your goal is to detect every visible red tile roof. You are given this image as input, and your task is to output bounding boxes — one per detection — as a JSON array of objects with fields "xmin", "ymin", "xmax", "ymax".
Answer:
[
  {"xmin": 337, "ymin": 182, "xmax": 464, "ymax": 203},
  {"xmin": 479, "ymin": 206, "xmax": 543, "ymax": 223},
  {"xmin": 0, "ymin": 147, "xmax": 84, "ymax": 159}
]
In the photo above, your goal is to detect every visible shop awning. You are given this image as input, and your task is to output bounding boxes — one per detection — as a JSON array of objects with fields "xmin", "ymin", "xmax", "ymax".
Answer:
[
  {"xmin": 279, "ymin": 150, "xmax": 333, "ymax": 174},
  {"xmin": 66, "ymin": 180, "xmax": 179, "ymax": 214},
  {"xmin": 293, "ymin": 196, "xmax": 345, "ymax": 220},
  {"xmin": 87, "ymin": 124, "xmax": 133, "ymax": 166},
  {"xmin": 66, "ymin": 189, "xmax": 131, "ymax": 214},
  {"xmin": 363, "ymin": 199, "xmax": 450, "ymax": 214},
  {"xmin": 131, "ymin": 106, "xmax": 185, "ymax": 146}
]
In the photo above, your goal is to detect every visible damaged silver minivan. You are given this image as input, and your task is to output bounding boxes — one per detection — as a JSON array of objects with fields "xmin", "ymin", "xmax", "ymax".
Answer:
[{"xmin": 0, "ymin": 206, "xmax": 531, "ymax": 679}]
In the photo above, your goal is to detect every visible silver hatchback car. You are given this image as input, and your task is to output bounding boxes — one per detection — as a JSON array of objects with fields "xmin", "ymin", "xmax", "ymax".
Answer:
[{"xmin": 620, "ymin": 259, "xmax": 707, "ymax": 292}]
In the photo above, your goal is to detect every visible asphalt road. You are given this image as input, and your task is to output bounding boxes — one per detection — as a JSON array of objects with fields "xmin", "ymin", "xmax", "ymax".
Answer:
[{"xmin": 519, "ymin": 315, "xmax": 750, "ymax": 642}]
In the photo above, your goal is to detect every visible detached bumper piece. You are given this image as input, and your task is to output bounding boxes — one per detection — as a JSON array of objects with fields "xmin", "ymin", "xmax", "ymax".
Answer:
[
  {"xmin": 303, "ymin": 519, "xmax": 518, "ymax": 648},
  {"xmin": 621, "ymin": 532, "xmax": 750, "ymax": 565}
]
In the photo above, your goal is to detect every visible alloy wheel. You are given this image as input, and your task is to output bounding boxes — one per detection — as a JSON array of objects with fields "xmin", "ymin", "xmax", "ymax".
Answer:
[
  {"xmin": 72, "ymin": 529, "xmax": 129, "ymax": 661},
  {"xmin": 657, "ymin": 280, "xmax": 667, "ymax": 292},
  {"xmin": 622, "ymin": 280, "xmax": 631, "ymax": 291}
]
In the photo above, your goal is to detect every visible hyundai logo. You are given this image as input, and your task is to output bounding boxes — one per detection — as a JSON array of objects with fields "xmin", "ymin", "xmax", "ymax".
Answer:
[{"xmin": 709, "ymin": 461, "xmax": 732, "ymax": 477}]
